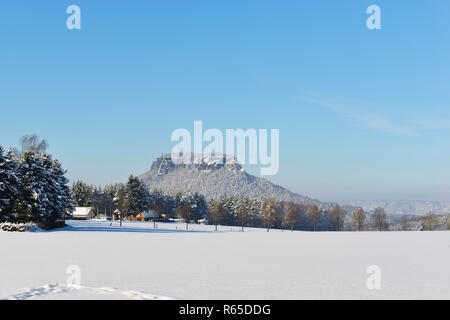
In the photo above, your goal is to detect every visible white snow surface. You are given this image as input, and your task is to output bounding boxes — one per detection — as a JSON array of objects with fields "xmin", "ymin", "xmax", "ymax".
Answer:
[{"xmin": 0, "ymin": 220, "xmax": 449, "ymax": 300}]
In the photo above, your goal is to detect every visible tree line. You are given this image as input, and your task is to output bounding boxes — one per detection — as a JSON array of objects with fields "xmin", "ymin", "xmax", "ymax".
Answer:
[
  {"xmin": 70, "ymin": 176, "xmax": 208, "ymax": 229},
  {"xmin": 69, "ymin": 177, "xmax": 450, "ymax": 232}
]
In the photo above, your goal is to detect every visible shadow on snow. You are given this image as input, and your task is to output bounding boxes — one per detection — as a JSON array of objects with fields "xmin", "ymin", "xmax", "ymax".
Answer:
[{"xmin": 37, "ymin": 221, "xmax": 209, "ymax": 234}]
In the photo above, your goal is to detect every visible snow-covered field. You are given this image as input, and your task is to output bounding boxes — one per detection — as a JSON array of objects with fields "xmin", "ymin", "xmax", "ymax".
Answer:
[{"xmin": 1, "ymin": 220, "xmax": 449, "ymax": 300}]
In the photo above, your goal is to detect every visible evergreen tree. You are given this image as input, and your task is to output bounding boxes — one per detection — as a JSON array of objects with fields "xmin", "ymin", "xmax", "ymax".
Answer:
[
  {"xmin": 0, "ymin": 147, "xmax": 20, "ymax": 221},
  {"xmin": 15, "ymin": 152, "xmax": 49, "ymax": 222},
  {"xmin": 70, "ymin": 180, "xmax": 93, "ymax": 207},
  {"xmin": 40, "ymin": 153, "xmax": 60, "ymax": 223},
  {"xmin": 104, "ymin": 183, "xmax": 124, "ymax": 218},
  {"xmin": 13, "ymin": 183, "xmax": 34, "ymax": 222},
  {"xmin": 125, "ymin": 175, "xmax": 150, "ymax": 216},
  {"xmin": 221, "ymin": 195, "xmax": 237, "ymax": 225},
  {"xmin": 1, "ymin": 143, "xmax": 74, "ymax": 227},
  {"xmin": 237, "ymin": 197, "xmax": 251, "ymax": 232},
  {"xmin": 170, "ymin": 191, "xmax": 184, "ymax": 215},
  {"xmin": 248, "ymin": 197, "xmax": 263, "ymax": 227},
  {"xmin": 113, "ymin": 188, "xmax": 128, "ymax": 226},
  {"xmin": 181, "ymin": 192, "xmax": 207, "ymax": 221},
  {"xmin": 49, "ymin": 158, "xmax": 74, "ymax": 221},
  {"xmin": 149, "ymin": 190, "xmax": 167, "ymax": 215}
]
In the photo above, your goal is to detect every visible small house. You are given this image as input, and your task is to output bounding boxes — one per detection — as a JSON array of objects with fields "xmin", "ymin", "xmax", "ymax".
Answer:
[
  {"xmin": 72, "ymin": 207, "xmax": 94, "ymax": 220},
  {"xmin": 112, "ymin": 209, "xmax": 121, "ymax": 221},
  {"xmin": 135, "ymin": 210, "xmax": 158, "ymax": 222}
]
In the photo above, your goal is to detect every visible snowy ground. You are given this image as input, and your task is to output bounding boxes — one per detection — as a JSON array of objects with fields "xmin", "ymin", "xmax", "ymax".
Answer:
[{"xmin": 0, "ymin": 220, "xmax": 449, "ymax": 300}]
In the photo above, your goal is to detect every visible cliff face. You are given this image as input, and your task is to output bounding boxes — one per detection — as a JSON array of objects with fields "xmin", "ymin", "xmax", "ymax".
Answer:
[
  {"xmin": 140, "ymin": 153, "xmax": 319, "ymax": 205},
  {"xmin": 150, "ymin": 153, "xmax": 242, "ymax": 175}
]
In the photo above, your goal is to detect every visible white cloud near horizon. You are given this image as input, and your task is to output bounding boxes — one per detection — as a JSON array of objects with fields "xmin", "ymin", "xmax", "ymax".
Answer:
[{"xmin": 296, "ymin": 96, "xmax": 448, "ymax": 136}]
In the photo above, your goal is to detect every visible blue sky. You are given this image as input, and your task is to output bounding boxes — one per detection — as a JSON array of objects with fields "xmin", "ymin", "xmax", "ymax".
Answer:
[{"xmin": 0, "ymin": 1, "xmax": 449, "ymax": 201}]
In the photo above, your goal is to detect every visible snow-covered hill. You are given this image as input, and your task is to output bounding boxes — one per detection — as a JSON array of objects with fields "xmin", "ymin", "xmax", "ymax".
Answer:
[{"xmin": 140, "ymin": 153, "xmax": 319, "ymax": 205}]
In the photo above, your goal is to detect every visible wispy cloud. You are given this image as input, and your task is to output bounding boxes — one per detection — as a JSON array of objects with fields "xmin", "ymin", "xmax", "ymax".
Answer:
[
  {"xmin": 297, "ymin": 96, "xmax": 418, "ymax": 136},
  {"xmin": 355, "ymin": 114, "xmax": 417, "ymax": 136},
  {"xmin": 408, "ymin": 117, "xmax": 450, "ymax": 131}
]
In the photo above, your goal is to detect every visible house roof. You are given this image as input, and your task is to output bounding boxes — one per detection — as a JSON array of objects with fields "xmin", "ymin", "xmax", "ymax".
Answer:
[
  {"xmin": 140, "ymin": 210, "xmax": 158, "ymax": 218},
  {"xmin": 73, "ymin": 207, "xmax": 93, "ymax": 217}
]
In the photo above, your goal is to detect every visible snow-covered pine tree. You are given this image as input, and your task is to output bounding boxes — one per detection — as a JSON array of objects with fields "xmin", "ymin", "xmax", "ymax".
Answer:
[
  {"xmin": 125, "ymin": 175, "xmax": 151, "ymax": 216},
  {"xmin": 167, "ymin": 190, "xmax": 183, "ymax": 216},
  {"xmin": 0, "ymin": 147, "xmax": 21, "ymax": 221},
  {"xmin": 249, "ymin": 197, "xmax": 263, "ymax": 227},
  {"xmin": 149, "ymin": 190, "xmax": 163, "ymax": 212},
  {"xmin": 70, "ymin": 180, "xmax": 93, "ymax": 207},
  {"xmin": 26, "ymin": 152, "xmax": 57, "ymax": 223},
  {"xmin": 193, "ymin": 192, "xmax": 208, "ymax": 220},
  {"xmin": 103, "ymin": 183, "xmax": 123, "ymax": 218},
  {"xmin": 181, "ymin": 191, "xmax": 207, "ymax": 221},
  {"xmin": 14, "ymin": 152, "xmax": 46, "ymax": 222},
  {"xmin": 39, "ymin": 153, "xmax": 58, "ymax": 223},
  {"xmin": 49, "ymin": 157, "xmax": 74, "ymax": 222},
  {"xmin": 236, "ymin": 196, "xmax": 251, "ymax": 232},
  {"xmin": 221, "ymin": 195, "xmax": 237, "ymax": 225},
  {"xmin": 147, "ymin": 190, "xmax": 163, "ymax": 218}
]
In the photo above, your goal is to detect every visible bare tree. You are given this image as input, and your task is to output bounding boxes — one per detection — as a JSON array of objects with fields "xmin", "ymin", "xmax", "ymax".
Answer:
[
  {"xmin": 307, "ymin": 205, "xmax": 322, "ymax": 232},
  {"xmin": 421, "ymin": 212, "xmax": 438, "ymax": 231},
  {"xmin": 150, "ymin": 197, "xmax": 164, "ymax": 228},
  {"xmin": 237, "ymin": 202, "xmax": 250, "ymax": 232},
  {"xmin": 208, "ymin": 199, "xmax": 225, "ymax": 231},
  {"xmin": 175, "ymin": 202, "xmax": 192, "ymax": 230},
  {"xmin": 12, "ymin": 135, "xmax": 48, "ymax": 159},
  {"xmin": 352, "ymin": 208, "xmax": 366, "ymax": 231},
  {"xmin": 371, "ymin": 207, "xmax": 389, "ymax": 231},
  {"xmin": 329, "ymin": 204, "xmax": 346, "ymax": 231},
  {"xmin": 113, "ymin": 188, "xmax": 128, "ymax": 227},
  {"xmin": 400, "ymin": 215, "xmax": 410, "ymax": 231},
  {"xmin": 261, "ymin": 199, "xmax": 282, "ymax": 232},
  {"xmin": 284, "ymin": 203, "xmax": 301, "ymax": 232}
]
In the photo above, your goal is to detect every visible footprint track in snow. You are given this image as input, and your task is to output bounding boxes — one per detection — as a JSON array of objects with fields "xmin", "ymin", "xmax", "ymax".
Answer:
[{"xmin": 2, "ymin": 282, "xmax": 174, "ymax": 300}]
